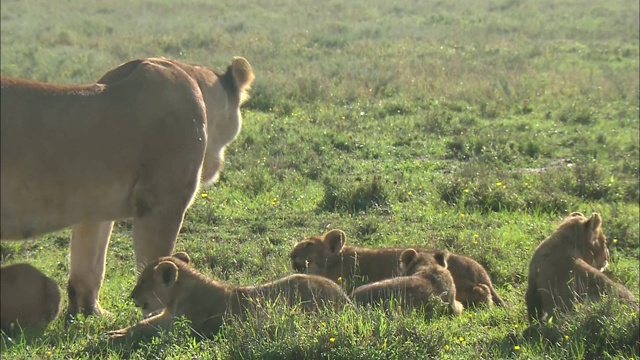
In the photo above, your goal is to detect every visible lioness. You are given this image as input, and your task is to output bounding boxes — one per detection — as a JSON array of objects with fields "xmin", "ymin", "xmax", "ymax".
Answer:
[
  {"xmin": 108, "ymin": 252, "xmax": 351, "ymax": 340},
  {"xmin": 1, "ymin": 56, "xmax": 254, "ymax": 317},
  {"xmin": 1, "ymin": 263, "xmax": 61, "ymax": 334},
  {"xmin": 525, "ymin": 212, "xmax": 638, "ymax": 323},
  {"xmin": 290, "ymin": 229, "xmax": 505, "ymax": 307},
  {"xmin": 351, "ymin": 249, "xmax": 463, "ymax": 315}
]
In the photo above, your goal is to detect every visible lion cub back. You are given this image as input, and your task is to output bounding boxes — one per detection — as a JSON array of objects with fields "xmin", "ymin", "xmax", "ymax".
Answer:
[
  {"xmin": 351, "ymin": 249, "xmax": 463, "ymax": 316},
  {"xmin": 241, "ymin": 274, "xmax": 352, "ymax": 312},
  {"xmin": 124, "ymin": 253, "xmax": 353, "ymax": 339},
  {"xmin": 1, "ymin": 263, "xmax": 61, "ymax": 334}
]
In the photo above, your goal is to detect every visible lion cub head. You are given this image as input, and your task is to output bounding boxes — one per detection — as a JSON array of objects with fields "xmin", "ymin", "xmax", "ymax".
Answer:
[
  {"xmin": 1, "ymin": 263, "xmax": 61, "ymax": 334},
  {"xmin": 399, "ymin": 248, "xmax": 448, "ymax": 276},
  {"xmin": 289, "ymin": 229, "xmax": 346, "ymax": 275},
  {"xmin": 562, "ymin": 212, "xmax": 609, "ymax": 270},
  {"xmin": 130, "ymin": 252, "xmax": 191, "ymax": 317}
]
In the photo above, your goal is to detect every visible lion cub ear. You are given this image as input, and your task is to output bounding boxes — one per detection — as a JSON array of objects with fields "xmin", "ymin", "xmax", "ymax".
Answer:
[
  {"xmin": 154, "ymin": 261, "xmax": 179, "ymax": 288},
  {"xmin": 568, "ymin": 212, "xmax": 585, "ymax": 218},
  {"xmin": 585, "ymin": 213, "xmax": 602, "ymax": 231},
  {"xmin": 323, "ymin": 229, "xmax": 347, "ymax": 255},
  {"xmin": 400, "ymin": 248, "xmax": 419, "ymax": 269},
  {"xmin": 433, "ymin": 250, "xmax": 449, "ymax": 269},
  {"xmin": 172, "ymin": 252, "xmax": 191, "ymax": 264}
]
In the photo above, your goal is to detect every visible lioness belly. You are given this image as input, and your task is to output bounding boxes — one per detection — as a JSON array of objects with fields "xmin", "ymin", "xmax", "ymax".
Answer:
[{"xmin": 1, "ymin": 178, "xmax": 133, "ymax": 240}]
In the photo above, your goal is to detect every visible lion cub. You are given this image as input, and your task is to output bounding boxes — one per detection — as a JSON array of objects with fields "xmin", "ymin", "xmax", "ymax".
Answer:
[
  {"xmin": 109, "ymin": 252, "xmax": 351, "ymax": 340},
  {"xmin": 290, "ymin": 229, "xmax": 505, "ymax": 307},
  {"xmin": 1, "ymin": 263, "xmax": 61, "ymax": 334},
  {"xmin": 525, "ymin": 212, "xmax": 638, "ymax": 323},
  {"xmin": 351, "ymin": 249, "xmax": 463, "ymax": 315}
]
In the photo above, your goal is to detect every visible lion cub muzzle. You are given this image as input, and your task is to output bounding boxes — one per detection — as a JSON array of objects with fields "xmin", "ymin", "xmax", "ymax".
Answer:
[
  {"xmin": 291, "ymin": 258, "xmax": 309, "ymax": 273},
  {"xmin": 130, "ymin": 285, "xmax": 153, "ymax": 317}
]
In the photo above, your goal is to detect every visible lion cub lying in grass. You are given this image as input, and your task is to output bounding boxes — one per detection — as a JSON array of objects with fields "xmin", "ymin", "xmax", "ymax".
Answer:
[
  {"xmin": 526, "ymin": 212, "xmax": 638, "ymax": 323},
  {"xmin": 290, "ymin": 229, "xmax": 505, "ymax": 307},
  {"xmin": 352, "ymin": 249, "xmax": 464, "ymax": 315},
  {"xmin": 109, "ymin": 252, "xmax": 351, "ymax": 340},
  {"xmin": 1, "ymin": 263, "xmax": 61, "ymax": 335}
]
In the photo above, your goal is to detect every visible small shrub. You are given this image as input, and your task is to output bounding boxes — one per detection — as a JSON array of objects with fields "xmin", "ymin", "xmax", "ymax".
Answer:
[{"xmin": 320, "ymin": 175, "xmax": 390, "ymax": 214}]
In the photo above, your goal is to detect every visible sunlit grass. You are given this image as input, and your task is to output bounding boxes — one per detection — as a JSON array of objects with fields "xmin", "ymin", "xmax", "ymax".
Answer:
[{"xmin": 1, "ymin": 0, "xmax": 639, "ymax": 358}]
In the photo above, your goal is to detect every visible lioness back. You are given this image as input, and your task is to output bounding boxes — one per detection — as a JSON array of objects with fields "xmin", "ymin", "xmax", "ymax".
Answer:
[
  {"xmin": 525, "ymin": 212, "xmax": 637, "ymax": 323},
  {"xmin": 1, "ymin": 263, "xmax": 61, "ymax": 334},
  {"xmin": 290, "ymin": 229, "xmax": 504, "ymax": 307}
]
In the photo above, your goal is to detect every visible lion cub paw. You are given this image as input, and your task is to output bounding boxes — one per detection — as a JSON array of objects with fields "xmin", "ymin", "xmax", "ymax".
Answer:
[{"xmin": 107, "ymin": 327, "xmax": 131, "ymax": 341}]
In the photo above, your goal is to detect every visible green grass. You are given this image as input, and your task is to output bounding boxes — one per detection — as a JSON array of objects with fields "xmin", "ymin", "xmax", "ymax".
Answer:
[{"xmin": 1, "ymin": 0, "xmax": 639, "ymax": 358}]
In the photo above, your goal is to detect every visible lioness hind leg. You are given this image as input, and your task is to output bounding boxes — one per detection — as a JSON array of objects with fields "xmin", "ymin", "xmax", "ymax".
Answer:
[{"xmin": 68, "ymin": 221, "xmax": 114, "ymax": 318}]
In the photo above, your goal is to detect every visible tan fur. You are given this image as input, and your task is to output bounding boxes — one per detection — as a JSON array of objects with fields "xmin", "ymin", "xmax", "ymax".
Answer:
[
  {"xmin": 1, "ymin": 57, "xmax": 254, "ymax": 317},
  {"xmin": 108, "ymin": 252, "xmax": 351, "ymax": 340},
  {"xmin": 525, "ymin": 212, "xmax": 638, "ymax": 323},
  {"xmin": 1, "ymin": 264, "xmax": 61, "ymax": 334},
  {"xmin": 351, "ymin": 249, "xmax": 463, "ymax": 315},
  {"xmin": 289, "ymin": 229, "xmax": 505, "ymax": 307}
]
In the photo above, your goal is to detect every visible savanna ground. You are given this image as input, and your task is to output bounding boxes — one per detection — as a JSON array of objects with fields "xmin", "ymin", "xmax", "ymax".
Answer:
[{"xmin": 1, "ymin": 0, "xmax": 639, "ymax": 358}]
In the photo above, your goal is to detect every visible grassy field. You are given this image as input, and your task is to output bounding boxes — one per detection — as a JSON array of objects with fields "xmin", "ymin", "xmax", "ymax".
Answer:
[{"xmin": 1, "ymin": 0, "xmax": 639, "ymax": 358}]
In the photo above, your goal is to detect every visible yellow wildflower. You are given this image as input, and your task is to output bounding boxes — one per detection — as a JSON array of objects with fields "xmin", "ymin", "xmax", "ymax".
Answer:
[
  {"xmin": 444, "ymin": 345, "xmax": 450, "ymax": 351},
  {"xmin": 329, "ymin": 337, "xmax": 336, "ymax": 343},
  {"xmin": 495, "ymin": 181, "xmax": 502, "ymax": 186},
  {"xmin": 201, "ymin": 193, "xmax": 208, "ymax": 198},
  {"xmin": 514, "ymin": 345, "xmax": 520, "ymax": 351}
]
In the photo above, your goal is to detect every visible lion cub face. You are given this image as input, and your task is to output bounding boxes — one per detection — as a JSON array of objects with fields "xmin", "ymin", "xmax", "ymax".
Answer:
[
  {"xmin": 399, "ymin": 248, "xmax": 448, "ymax": 275},
  {"xmin": 130, "ymin": 252, "xmax": 191, "ymax": 317},
  {"xmin": 289, "ymin": 229, "xmax": 346, "ymax": 275}
]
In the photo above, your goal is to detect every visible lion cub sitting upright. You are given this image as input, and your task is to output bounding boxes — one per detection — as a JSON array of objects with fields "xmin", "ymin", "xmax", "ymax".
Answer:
[
  {"xmin": 290, "ymin": 229, "xmax": 505, "ymax": 307},
  {"xmin": 351, "ymin": 249, "xmax": 463, "ymax": 315},
  {"xmin": 525, "ymin": 212, "xmax": 638, "ymax": 324},
  {"xmin": 1, "ymin": 263, "xmax": 61, "ymax": 334},
  {"xmin": 109, "ymin": 252, "xmax": 351, "ymax": 340}
]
